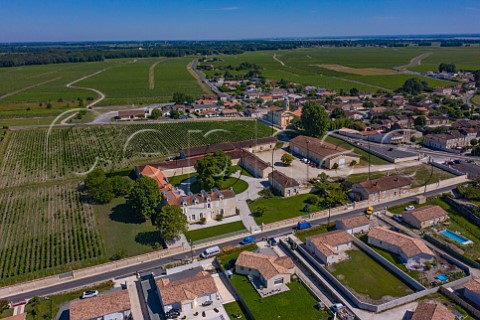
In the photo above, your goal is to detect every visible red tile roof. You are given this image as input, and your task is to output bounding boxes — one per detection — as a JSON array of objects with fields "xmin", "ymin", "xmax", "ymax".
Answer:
[
  {"xmin": 290, "ymin": 135, "xmax": 359, "ymax": 159},
  {"xmin": 156, "ymin": 271, "xmax": 217, "ymax": 305},
  {"xmin": 307, "ymin": 230, "xmax": 353, "ymax": 257},
  {"xmin": 236, "ymin": 251, "xmax": 295, "ymax": 280},
  {"xmin": 368, "ymin": 227, "xmax": 434, "ymax": 258},
  {"xmin": 411, "ymin": 302, "xmax": 455, "ymax": 320},
  {"xmin": 357, "ymin": 175, "xmax": 412, "ymax": 194},
  {"xmin": 69, "ymin": 290, "xmax": 131, "ymax": 320}
]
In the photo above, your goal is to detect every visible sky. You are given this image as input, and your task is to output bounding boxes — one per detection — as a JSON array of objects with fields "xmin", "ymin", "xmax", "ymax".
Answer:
[{"xmin": 1, "ymin": 0, "xmax": 480, "ymax": 42}]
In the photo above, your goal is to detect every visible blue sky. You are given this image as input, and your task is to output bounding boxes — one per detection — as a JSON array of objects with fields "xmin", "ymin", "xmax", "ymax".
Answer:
[{"xmin": 1, "ymin": 0, "xmax": 479, "ymax": 42}]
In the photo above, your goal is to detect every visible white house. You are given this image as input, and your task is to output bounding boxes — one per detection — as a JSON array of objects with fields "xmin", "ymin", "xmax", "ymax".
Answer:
[
  {"xmin": 306, "ymin": 230, "xmax": 353, "ymax": 265},
  {"xmin": 336, "ymin": 215, "xmax": 370, "ymax": 234},
  {"xmin": 402, "ymin": 205, "xmax": 449, "ymax": 229},
  {"xmin": 368, "ymin": 227, "xmax": 435, "ymax": 269},
  {"xmin": 235, "ymin": 251, "xmax": 295, "ymax": 290},
  {"xmin": 69, "ymin": 290, "xmax": 132, "ymax": 320},
  {"xmin": 156, "ymin": 270, "xmax": 218, "ymax": 313}
]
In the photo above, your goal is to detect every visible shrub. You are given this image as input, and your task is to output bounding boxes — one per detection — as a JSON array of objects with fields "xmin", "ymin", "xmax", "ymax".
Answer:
[
  {"xmin": 306, "ymin": 195, "xmax": 318, "ymax": 205},
  {"xmin": 215, "ymin": 214, "xmax": 224, "ymax": 221},
  {"xmin": 350, "ymin": 160, "xmax": 357, "ymax": 166},
  {"xmin": 199, "ymin": 217, "xmax": 207, "ymax": 224}
]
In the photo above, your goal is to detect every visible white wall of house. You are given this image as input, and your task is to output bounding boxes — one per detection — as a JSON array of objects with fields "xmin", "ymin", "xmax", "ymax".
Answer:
[
  {"xmin": 402, "ymin": 214, "xmax": 448, "ymax": 229},
  {"xmin": 336, "ymin": 221, "xmax": 370, "ymax": 235},
  {"xmin": 182, "ymin": 197, "xmax": 236, "ymax": 223}
]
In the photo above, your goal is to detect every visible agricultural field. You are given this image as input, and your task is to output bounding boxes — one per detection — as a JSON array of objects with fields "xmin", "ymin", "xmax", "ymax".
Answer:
[
  {"xmin": 0, "ymin": 182, "xmax": 104, "ymax": 286},
  {"xmin": 202, "ymin": 46, "xmax": 480, "ymax": 92},
  {"xmin": 0, "ymin": 56, "xmax": 208, "ymax": 121},
  {"xmin": 78, "ymin": 57, "xmax": 210, "ymax": 106},
  {"xmin": 0, "ymin": 120, "xmax": 271, "ymax": 188}
]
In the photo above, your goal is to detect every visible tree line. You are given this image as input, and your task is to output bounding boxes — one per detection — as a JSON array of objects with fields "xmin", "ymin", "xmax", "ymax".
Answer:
[{"xmin": 2, "ymin": 38, "xmax": 480, "ymax": 67}]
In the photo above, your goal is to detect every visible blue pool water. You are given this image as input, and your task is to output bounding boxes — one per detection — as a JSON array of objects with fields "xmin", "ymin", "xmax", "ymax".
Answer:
[
  {"xmin": 440, "ymin": 229, "xmax": 473, "ymax": 245},
  {"xmin": 435, "ymin": 274, "xmax": 449, "ymax": 282}
]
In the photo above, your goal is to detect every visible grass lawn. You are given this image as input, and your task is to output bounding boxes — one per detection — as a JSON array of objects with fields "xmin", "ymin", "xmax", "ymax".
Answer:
[
  {"xmin": 230, "ymin": 275, "xmax": 329, "ymax": 320},
  {"xmin": 249, "ymin": 193, "xmax": 321, "ymax": 224},
  {"xmin": 93, "ymin": 197, "xmax": 161, "ymax": 259},
  {"xmin": 231, "ymin": 165, "xmax": 255, "ymax": 178},
  {"xmin": 296, "ymin": 223, "xmax": 335, "ymax": 242},
  {"xmin": 190, "ymin": 177, "xmax": 249, "ymax": 195},
  {"xmin": 328, "ymin": 249, "xmax": 414, "ymax": 301},
  {"xmin": 472, "ymin": 95, "xmax": 480, "ymax": 107},
  {"xmin": 25, "ymin": 281, "xmax": 113, "ymax": 320},
  {"xmin": 345, "ymin": 165, "xmax": 455, "ymax": 187},
  {"xmin": 324, "ymin": 136, "xmax": 390, "ymax": 165},
  {"xmin": 168, "ymin": 172, "xmax": 198, "ymax": 186},
  {"xmin": 223, "ymin": 301, "xmax": 250, "ymax": 320},
  {"xmin": 185, "ymin": 221, "xmax": 246, "ymax": 242},
  {"xmin": 1, "ymin": 309, "xmax": 14, "ymax": 318}
]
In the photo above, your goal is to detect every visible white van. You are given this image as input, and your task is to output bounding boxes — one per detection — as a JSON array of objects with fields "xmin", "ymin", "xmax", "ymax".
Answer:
[{"xmin": 200, "ymin": 246, "xmax": 221, "ymax": 258}]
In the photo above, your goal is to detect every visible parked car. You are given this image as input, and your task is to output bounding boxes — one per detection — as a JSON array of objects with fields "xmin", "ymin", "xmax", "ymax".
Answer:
[
  {"xmin": 268, "ymin": 237, "xmax": 278, "ymax": 246},
  {"xmin": 240, "ymin": 236, "xmax": 254, "ymax": 245},
  {"xmin": 202, "ymin": 300, "xmax": 213, "ymax": 307},
  {"xmin": 331, "ymin": 303, "xmax": 345, "ymax": 313},
  {"xmin": 405, "ymin": 205, "xmax": 415, "ymax": 211},
  {"xmin": 81, "ymin": 290, "xmax": 99, "ymax": 299},
  {"xmin": 393, "ymin": 214, "xmax": 403, "ymax": 222},
  {"xmin": 454, "ymin": 159, "xmax": 461, "ymax": 164},
  {"xmin": 297, "ymin": 221, "xmax": 312, "ymax": 230},
  {"xmin": 365, "ymin": 206, "xmax": 374, "ymax": 215}
]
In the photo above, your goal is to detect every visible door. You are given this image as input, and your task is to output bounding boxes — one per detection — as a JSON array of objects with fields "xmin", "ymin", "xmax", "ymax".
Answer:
[
  {"xmin": 182, "ymin": 303, "xmax": 192, "ymax": 311},
  {"xmin": 338, "ymin": 158, "xmax": 345, "ymax": 167}
]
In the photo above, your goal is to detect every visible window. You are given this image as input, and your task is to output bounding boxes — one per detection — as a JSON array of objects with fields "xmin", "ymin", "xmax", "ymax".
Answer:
[
  {"xmin": 192, "ymin": 214, "xmax": 196, "ymax": 220},
  {"xmin": 207, "ymin": 203, "xmax": 211, "ymax": 209},
  {"xmin": 274, "ymin": 278, "xmax": 284, "ymax": 285},
  {"xmin": 200, "ymin": 213, "xmax": 203, "ymax": 218}
]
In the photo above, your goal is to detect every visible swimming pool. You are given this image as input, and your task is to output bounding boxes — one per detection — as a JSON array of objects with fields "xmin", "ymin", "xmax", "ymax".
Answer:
[{"xmin": 439, "ymin": 229, "xmax": 473, "ymax": 245}]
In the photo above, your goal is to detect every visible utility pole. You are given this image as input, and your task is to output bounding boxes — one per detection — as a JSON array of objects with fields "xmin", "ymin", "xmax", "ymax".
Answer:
[
  {"xmin": 190, "ymin": 239, "xmax": 194, "ymax": 263},
  {"xmin": 368, "ymin": 136, "xmax": 371, "ymax": 180},
  {"xmin": 306, "ymin": 140, "xmax": 310, "ymax": 181}
]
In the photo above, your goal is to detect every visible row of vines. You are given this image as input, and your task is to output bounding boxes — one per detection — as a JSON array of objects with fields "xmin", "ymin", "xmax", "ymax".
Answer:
[
  {"xmin": 0, "ymin": 120, "xmax": 271, "ymax": 188},
  {"xmin": 0, "ymin": 183, "xmax": 104, "ymax": 286}
]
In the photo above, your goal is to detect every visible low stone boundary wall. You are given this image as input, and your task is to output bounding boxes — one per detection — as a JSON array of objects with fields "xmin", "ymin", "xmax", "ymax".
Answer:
[
  {"xmin": 431, "ymin": 161, "xmax": 465, "ymax": 176},
  {"xmin": 439, "ymin": 286, "xmax": 480, "ymax": 319}
]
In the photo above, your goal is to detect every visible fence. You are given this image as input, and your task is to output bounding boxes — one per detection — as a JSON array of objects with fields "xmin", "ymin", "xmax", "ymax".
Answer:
[
  {"xmin": 439, "ymin": 286, "xmax": 480, "ymax": 319},
  {"xmin": 431, "ymin": 161, "xmax": 465, "ymax": 176}
]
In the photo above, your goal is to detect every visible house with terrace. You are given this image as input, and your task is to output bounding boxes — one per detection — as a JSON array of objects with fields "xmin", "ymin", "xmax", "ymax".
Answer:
[
  {"xmin": 156, "ymin": 269, "xmax": 219, "ymax": 313},
  {"xmin": 69, "ymin": 290, "xmax": 132, "ymax": 320},
  {"xmin": 164, "ymin": 188, "xmax": 236, "ymax": 224},
  {"xmin": 235, "ymin": 251, "xmax": 295, "ymax": 291},
  {"xmin": 368, "ymin": 227, "xmax": 435, "ymax": 269},
  {"xmin": 306, "ymin": 230, "xmax": 353, "ymax": 265},
  {"xmin": 289, "ymin": 135, "xmax": 360, "ymax": 169},
  {"xmin": 402, "ymin": 205, "xmax": 449, "ymax": 229},
  {"xmin": 350, "ymin": 175, "xmax": 412, "ymax": 202}
]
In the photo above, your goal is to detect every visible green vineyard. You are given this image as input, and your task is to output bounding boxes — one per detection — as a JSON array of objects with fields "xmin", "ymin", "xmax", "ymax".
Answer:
[
  {"xmin": 0, "ymin": 120, "xmax": 272, "ymax": 188},
  {"xmin": 0, "ymin": 183, "xmax": 103, "ymax": 286}
]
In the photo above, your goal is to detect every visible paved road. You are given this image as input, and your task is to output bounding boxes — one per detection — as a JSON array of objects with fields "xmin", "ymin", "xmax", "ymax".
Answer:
[{"xmin": 2, "ymin": 184, "xmax": 460, "ymax": 303}]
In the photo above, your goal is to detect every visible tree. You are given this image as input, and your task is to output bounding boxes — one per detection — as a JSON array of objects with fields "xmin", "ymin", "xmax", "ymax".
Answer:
[
  {"xmin": 402, "ymin": 78, "xmax": 426, "ymax": 95},
  {"xmin": 332, "ymin": 163, "xmax": 339, "ymax": 170},
  {"xmin": 171, "ymin": 109, "xmax": 185, "ymax": 119},
  {"xmin": 471, "ymin": 138, "xmax": 478, "ymax": 147},
  {"xmin": 414, "ymin": 115, "xmax": 427, "ymax": 127},
  {"xmin": 300, "ymin": 102, "xmax": 330, "ymax": 138},
  {"xmin": 84, "ymin": 169, "xmax": 114, "ymax": 204},
  {"xmin": 110, "ymin": 176, "xmax": 133, "ymax": 196},
  {"xmin": 281, "ymin": 153, "xmax": 294, "ymax": 166},
  {"xmin": 155, "ymin": 205, "xmax": 188, "ymax": 241},
  {"xmin": 194, "ymin": 150, "xmax": 232, "ymax": 190},
  {"xmin": 151, "ymin": 108, "xmax": 161, "ymax": 119},
  {"xmin": 172, "ymin": 92, "xmax": 194, "ymax": 104},
  {"xmin": 439, "ymin": 63, "xmax": 457, "ymax": 73},
  {"xmin": 85, "ymin": 168, "xmax": 107, "ymax": 190},
  {"xmin": 127, "ymin": 176, "xmax": 162, "ymax": 220},
  {"xmin": 350, "ymin": 87, "xmax": 359, "ymax": 96},
  {"xmin": 0, "ymin": 299, "xmax": 9, "ymax": 313}
]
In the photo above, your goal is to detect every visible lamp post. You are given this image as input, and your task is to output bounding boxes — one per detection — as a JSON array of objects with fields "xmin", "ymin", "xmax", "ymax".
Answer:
[{"xmin": 190, "ymin": 239, "xmax": 194, "ymax": 263}]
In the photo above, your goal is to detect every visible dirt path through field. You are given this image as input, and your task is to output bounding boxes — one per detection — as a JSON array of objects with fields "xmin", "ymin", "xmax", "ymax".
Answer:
[
  {"xmin": 273, "ymin": 53, "xmax": 285, "ymax": 66},
  {"xmin": 149, "ymin": 60, "xmax": 162, "ymax": 90},
  {"xmin": 394, "ymin": 52, "xmax": 432, "ymax": 71},
  {"xmin": 0, "ymin": 77, "xmax": 62, "ymax": 100},
  {"xmin": 65, "ymin": 69, "xmax": 107, "ymax": 108}
]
